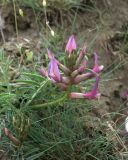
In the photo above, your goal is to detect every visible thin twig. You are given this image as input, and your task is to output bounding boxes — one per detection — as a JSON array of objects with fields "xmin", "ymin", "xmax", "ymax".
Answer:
[
  {"xmin": 12, "ymin": 0, "xmax": 19, "ymax": 41},
  {"xmin": 0, "ymin": 29, "xmax": 5, "ymax": 44}
]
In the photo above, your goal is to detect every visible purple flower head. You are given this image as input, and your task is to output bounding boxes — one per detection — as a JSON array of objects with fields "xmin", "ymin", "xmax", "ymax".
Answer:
[
  {"xmin": 65, "ymin": 35, "xmax": 77, "ymax": 55},
  {"xmin": 48, "ymin": 58, "xmax": 61, "ymax": 82},
  {"xmin": 40, "ymin": 35, "xmax": 103, "ymax": 99},
  {"xmin": 92, "ymin": 53, "xmax": 104, "ymax": 73}
]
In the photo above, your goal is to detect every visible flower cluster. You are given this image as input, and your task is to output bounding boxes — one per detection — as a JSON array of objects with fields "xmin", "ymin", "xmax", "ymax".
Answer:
[{"xmin": 40, "ymin": 35, "xmax": 104, "ymax": 100}]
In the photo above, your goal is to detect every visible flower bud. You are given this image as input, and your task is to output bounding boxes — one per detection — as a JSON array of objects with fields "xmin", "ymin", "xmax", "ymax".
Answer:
[
  {"xmin": 48, "ymin": 58, "xmax": 61, "ymax": 82},
  {"xmin": 51, "ymin": 30, "xmax": 55, "ymax": 36},
  {"xmin": 65, "ymin": 35, "xmax": 77, "ymax": 55},
  {"xmin": 42, "ymin": 0, "xmax": 46, "ymax": 7}
]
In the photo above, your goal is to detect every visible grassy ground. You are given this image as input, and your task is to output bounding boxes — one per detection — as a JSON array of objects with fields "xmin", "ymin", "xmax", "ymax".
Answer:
[{"xmin": 0, "ymin": 0, "xmax": 128, "ymax": 159}]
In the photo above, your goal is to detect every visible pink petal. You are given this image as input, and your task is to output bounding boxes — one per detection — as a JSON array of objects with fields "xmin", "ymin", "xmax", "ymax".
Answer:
[
  {"xmin": 48, "ymin": 58, "xmax": 61, "ymax": 82},
  {"xmin": 65, "ymin": 35, "xmax": 77, "ymax": 54},
  {"xmin": 70, "ymin": 77, "xmax": 100, "ymax": 100},
  {"xmin": 84, "ymin": 76, "xmax": 100, "ymax": 99},
  {"xmin": 74, "ymin": 73, "xmax": 92, "ymax": 84},
  {"xmin": 92, "ymin": 53, "xmax": 104, "ymax": 73},
  {"xmin": 70, "ymin": 92, "xmax": 85, "ymax": 99},
  {"xmin": 75, "ymin": 42, "xmax": 87, "ymax": 67}
]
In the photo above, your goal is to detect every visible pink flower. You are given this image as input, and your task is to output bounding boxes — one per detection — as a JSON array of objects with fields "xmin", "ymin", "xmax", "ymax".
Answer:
[
  {"xmin": 84, "ymin": 76, "xmax": 100, "ymax": 99},
  {"xmin": 70, "ymin": 76, "xmax": 100, "ymax": 99},
  {"xmin": 65, "ymin": 35, "xmax": 77, "ymax": 55},
  {"xmin": 48, "ymin": 58, "xmax": 61, "ymax": 82},
  {"xmin": 41, "ymin": 49, "xmax": 62, "ymax": 83},
  {"xmin": 92, "ymin": 53, "xmax": 104, "ymax": 73},
  {"xmin": 75, "ymin": 42, "xmax": 87, "ymax": 67}
]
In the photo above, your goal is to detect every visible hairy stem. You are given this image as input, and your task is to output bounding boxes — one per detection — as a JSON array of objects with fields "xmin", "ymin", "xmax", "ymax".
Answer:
[
  {"xmin": 25, "ymin": 80, "xmax": 49, "ymax": 107},
  {"xmin": 22, "ymin": 92, "xmax": 68, "ymax": 111}
]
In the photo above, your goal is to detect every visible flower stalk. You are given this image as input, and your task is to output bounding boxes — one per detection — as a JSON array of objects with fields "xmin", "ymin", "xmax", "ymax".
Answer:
[{"xmin": 26, "ymin": 91, "xmax": 69, "ymax": 110}]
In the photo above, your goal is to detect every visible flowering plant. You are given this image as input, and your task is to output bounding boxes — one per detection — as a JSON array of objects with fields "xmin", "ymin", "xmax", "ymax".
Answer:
[
  {"xmin": 1, "ymin": 35, "xmax": 104, "ymax": 147},
  {"xmin": 41, "ymin": 35, "xmax": 104, "ymax": 100}
]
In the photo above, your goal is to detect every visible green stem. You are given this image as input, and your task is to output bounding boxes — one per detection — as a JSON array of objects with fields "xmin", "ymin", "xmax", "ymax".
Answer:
[
  {"xmin": 12, "ymin": 0, "xmax": 18, "ymax": 41},
  {"xmin": 22, "ymin": 92, "xmax": 68, "ymax": 111},
  {"xmin": 25, "ymin": 80, "xmax": 49, "ymax": 107}
]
